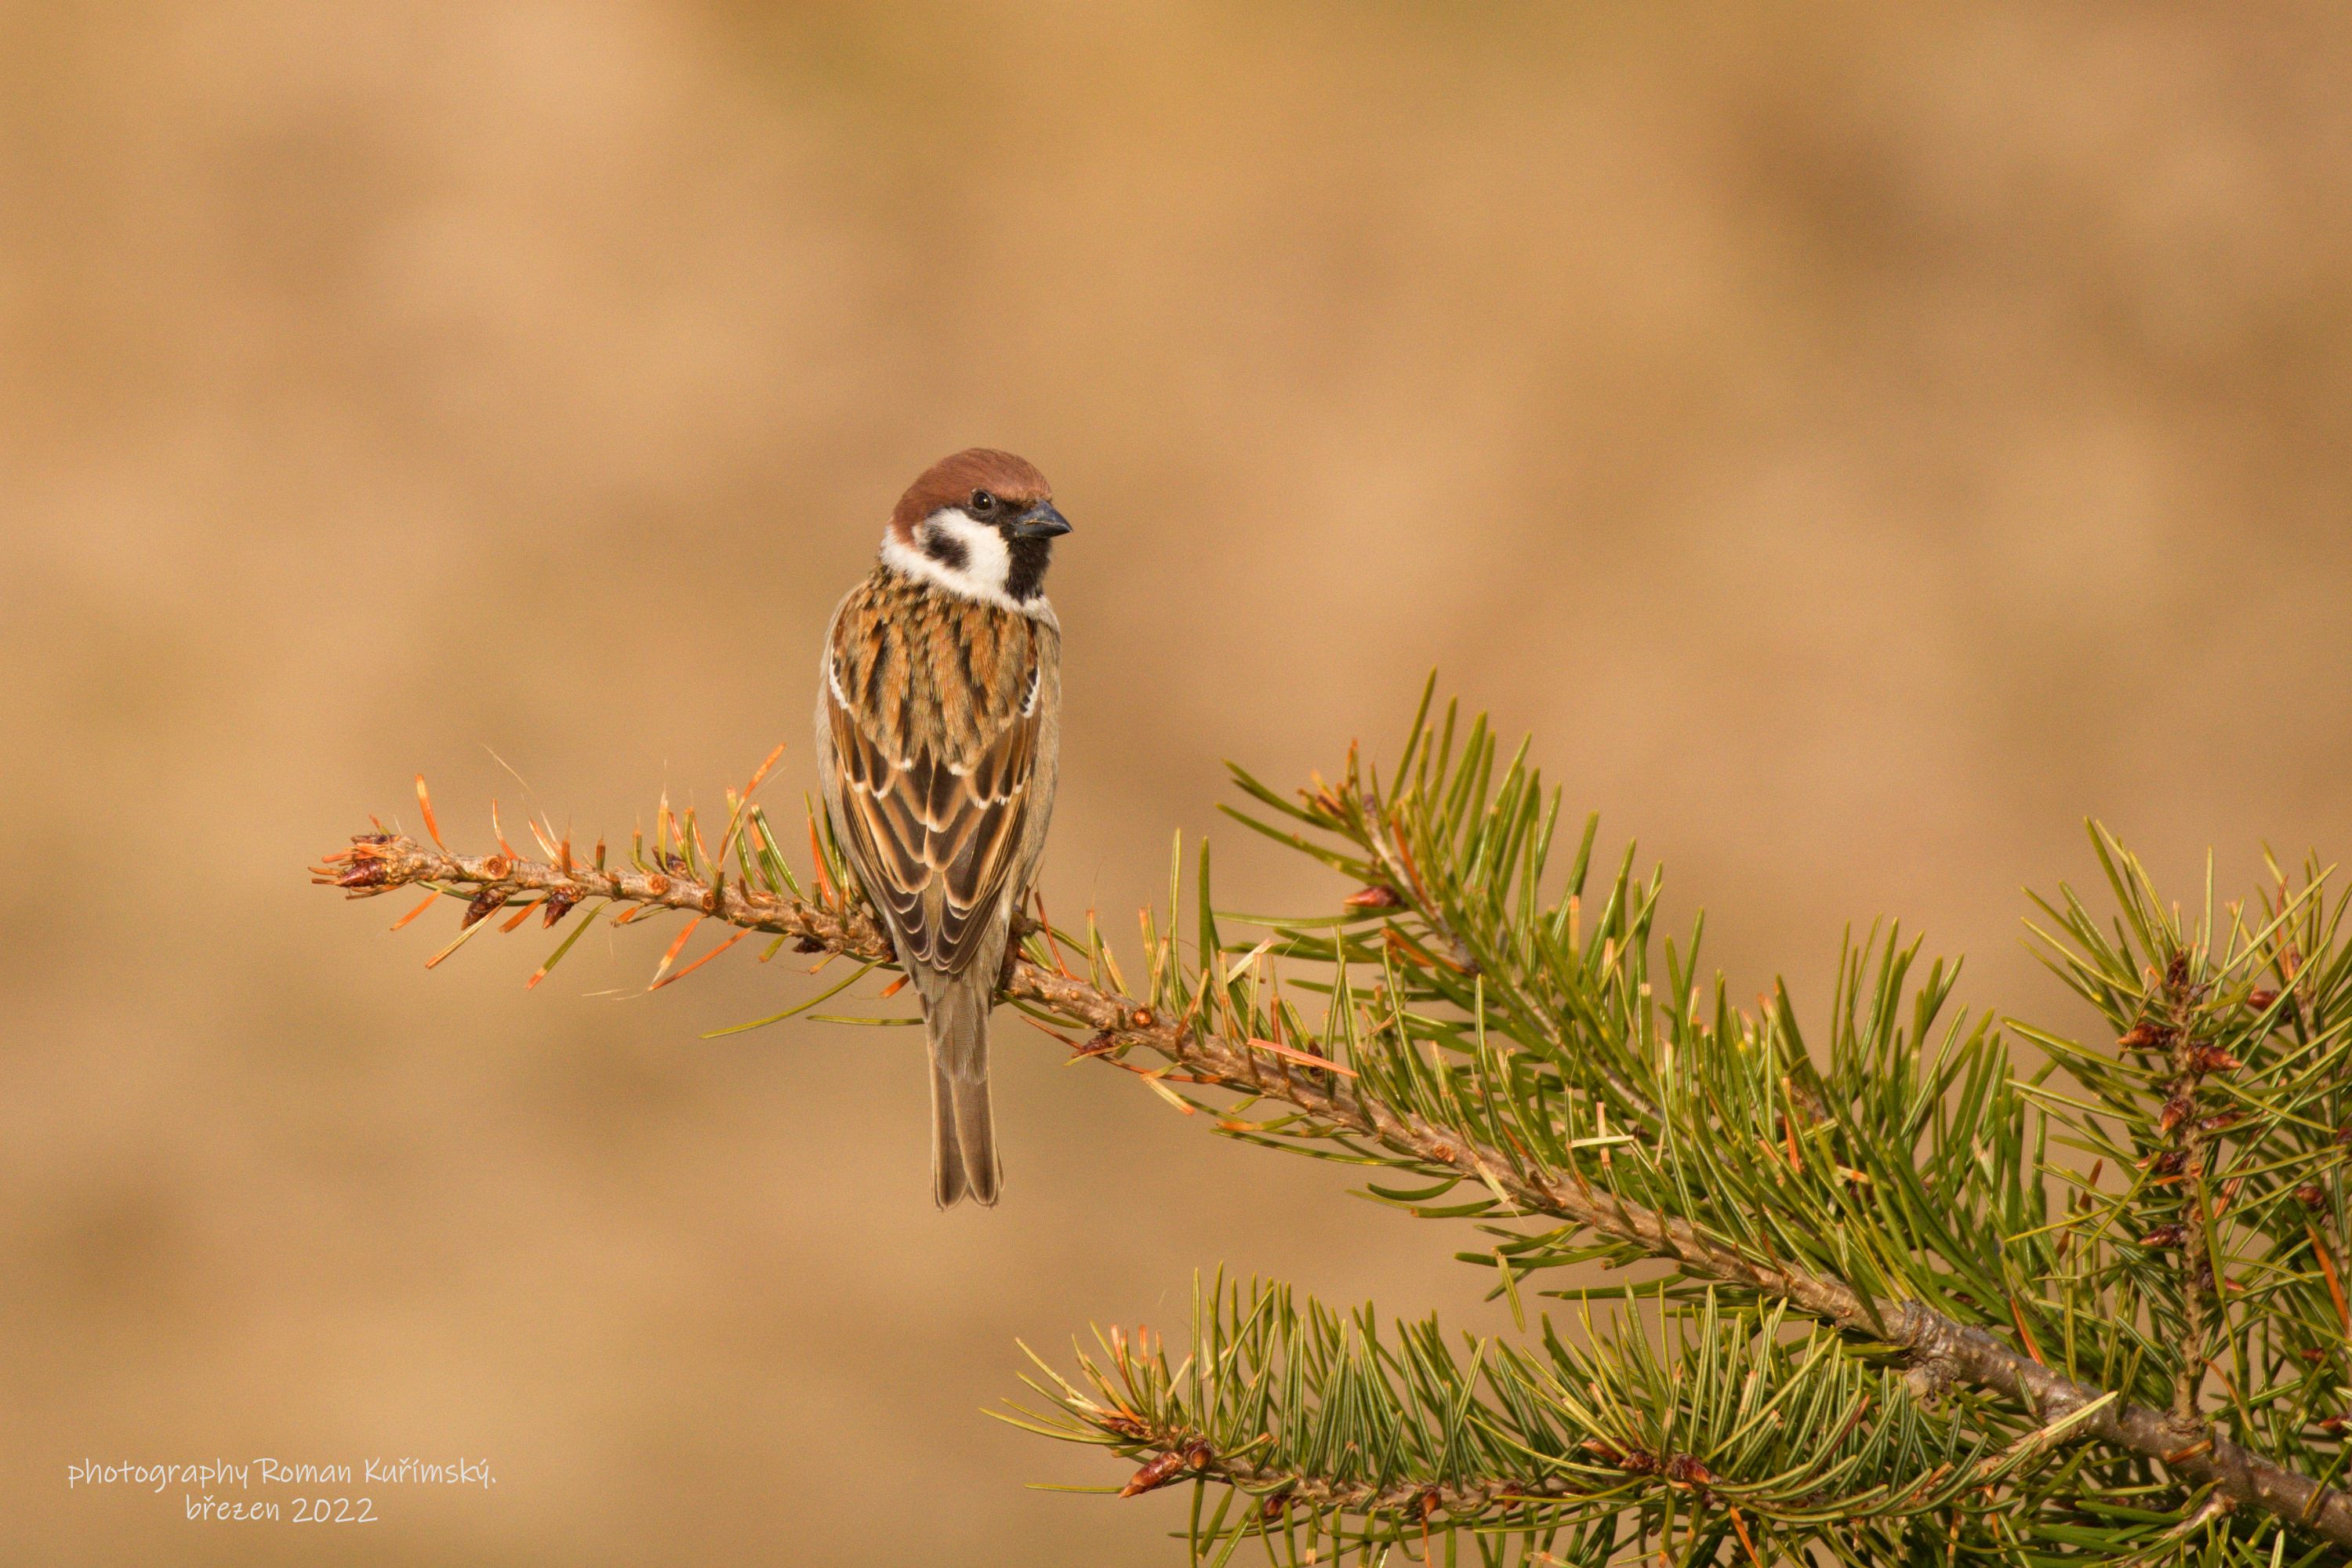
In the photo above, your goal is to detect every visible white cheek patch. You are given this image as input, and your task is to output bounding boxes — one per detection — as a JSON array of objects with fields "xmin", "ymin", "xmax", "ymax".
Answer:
[
  {"xmin": 927, "ymin": 509, "xmax": 1012, "ymax": 592},
  {"xmin": 877, "ymin": 506, "xmax": 1035, "ymax": 613}
]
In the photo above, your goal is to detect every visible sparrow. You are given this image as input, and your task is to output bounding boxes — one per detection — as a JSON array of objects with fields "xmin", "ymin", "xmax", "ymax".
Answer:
[{"xmin": 816, "ymin": 449, "xmax": 1071, "ymax": 1207}]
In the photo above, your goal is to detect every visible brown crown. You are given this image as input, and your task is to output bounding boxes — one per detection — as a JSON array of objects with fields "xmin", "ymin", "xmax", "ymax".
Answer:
[{"xmin": 888, "ymin": 449, "xmax": 1053, "ymax": 541}]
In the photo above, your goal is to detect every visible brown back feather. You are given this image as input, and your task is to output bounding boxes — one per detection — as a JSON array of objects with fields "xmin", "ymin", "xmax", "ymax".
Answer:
[{"xmin": 826, "ymin": 568, "xmax": 1054, "ymax": 975}]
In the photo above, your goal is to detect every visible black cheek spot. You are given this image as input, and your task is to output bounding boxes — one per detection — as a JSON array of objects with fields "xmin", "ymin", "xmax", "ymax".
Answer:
[{"xmin": 924, "ymin": 531, "xmax": 970, "ymax": 573}]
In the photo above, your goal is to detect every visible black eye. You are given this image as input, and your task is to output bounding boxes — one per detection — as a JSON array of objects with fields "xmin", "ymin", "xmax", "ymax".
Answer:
[{"xmin": 969, "ymin": 489, "xmax": 997, "ymax": 514}]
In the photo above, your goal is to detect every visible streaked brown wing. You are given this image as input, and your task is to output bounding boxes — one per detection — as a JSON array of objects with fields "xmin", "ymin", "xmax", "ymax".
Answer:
[{"xmin": 826, "ymin": 598, "xmax": 1044, "ymax": 978}]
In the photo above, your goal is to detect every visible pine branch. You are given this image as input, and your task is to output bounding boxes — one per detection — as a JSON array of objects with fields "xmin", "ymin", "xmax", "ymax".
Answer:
[
  {"xmin": 314, "ymin": 814, "xmax": 2352, "ymax": 1550},
  {"xmin": 2020, "ymin": 832, "xmax": 2352, "ymax": 1533},
  {"xmin": 1008, "ymin": 1282, "xmax": 1994, "ymax": 1565}
]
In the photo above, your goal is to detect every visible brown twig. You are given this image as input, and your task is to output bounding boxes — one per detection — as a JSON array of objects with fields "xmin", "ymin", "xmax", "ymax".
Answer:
[
  {"xmin": 2138, "ymin": 950, "xmax": 2230, "ymax": 1425},
  {"xmin": 1098, "ymin": 1421, "xmax": 1592, "ymax": 1517},
  {"xmin": 313, "ymin": 829, "xmax": 2352, "ymax": 1549}
]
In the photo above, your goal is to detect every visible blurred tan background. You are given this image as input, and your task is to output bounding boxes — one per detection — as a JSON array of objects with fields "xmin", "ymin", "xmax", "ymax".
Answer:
[{"xmin": 5, "ymin": 2, "xmax": 2352, "ymax": 1562}]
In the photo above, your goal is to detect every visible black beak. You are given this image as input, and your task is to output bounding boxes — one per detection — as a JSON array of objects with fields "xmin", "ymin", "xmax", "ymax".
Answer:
[{"xmin": 1009, "ymin": 501, "xmax": 1072, "ymax": 539}]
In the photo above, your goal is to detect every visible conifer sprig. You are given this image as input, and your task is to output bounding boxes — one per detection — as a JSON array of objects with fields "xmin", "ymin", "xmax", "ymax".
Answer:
[
  {"xmin": 1002, "ymin": 1279, "xmax": 1998, "ymax": 1568},
  {"xmin": 311, "ymin": 684, "xmax": 2352, "ymax": 1562}
]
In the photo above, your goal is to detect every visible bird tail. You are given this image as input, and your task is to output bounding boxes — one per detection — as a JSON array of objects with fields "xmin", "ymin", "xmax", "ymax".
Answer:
[{"xmin": 922, "ymin": 974, "xmax": 1000, "ymax": 1208}]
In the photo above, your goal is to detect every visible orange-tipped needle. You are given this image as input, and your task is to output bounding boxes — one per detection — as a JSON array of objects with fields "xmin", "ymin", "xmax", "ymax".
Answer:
[
  {"xmin": 711, "ymin": 742, "xmax": 789, "ymax": 868},
  {"xmin": 490, "ymin": 799, "xmax": 520, "ymax": 861},
  {"xmin": 807, "ymin": 813, "xmax": 838, "ymax": 907},
  {"xmin": 416, "ymin": 775, "xmax": 447, "ymax": 850},
  {"xmin": 1022, "ymin": 1016, "xmax": 1080, "ymax": 1048},
  {"xmin": 2008, "ymin": 1298, "xmax": 2045, "ymax": 1365},
  {"xmin": 743, "ymin": 742, "xmax": 786, "ymax": 797},
  {"xmin": 1033, "ymin": 890, "xmax": 1074, "ymax": 978},
  {"xmin": 1244, "ymin": 1037, "xmax": 1357, "ymax": 1077},
  {"xmin": 390, "ymin": 893, "xmax": 438, "ymax": 931},
  {"xmin": 2311, "ymin": 1224, "xmax": 2350, "ymax": 1331},
  {"xmin": 648, "ymin": 916, "xmax": 703, "ymax": 988},
  {"xmin": 652, "ymin": 927, "xmax": 747, "ymax": 990}
]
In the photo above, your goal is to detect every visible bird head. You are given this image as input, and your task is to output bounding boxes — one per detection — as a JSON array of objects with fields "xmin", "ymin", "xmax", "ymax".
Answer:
[{"xmin": 884, "ymin": 448, "xmax": 1071, "ymax": 608}]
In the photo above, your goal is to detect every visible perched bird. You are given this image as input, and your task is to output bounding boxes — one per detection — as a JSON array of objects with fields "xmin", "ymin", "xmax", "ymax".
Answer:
[{"xmin": 816, "ymin": 450, "xmax": 1072, "ymax": 1207}]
